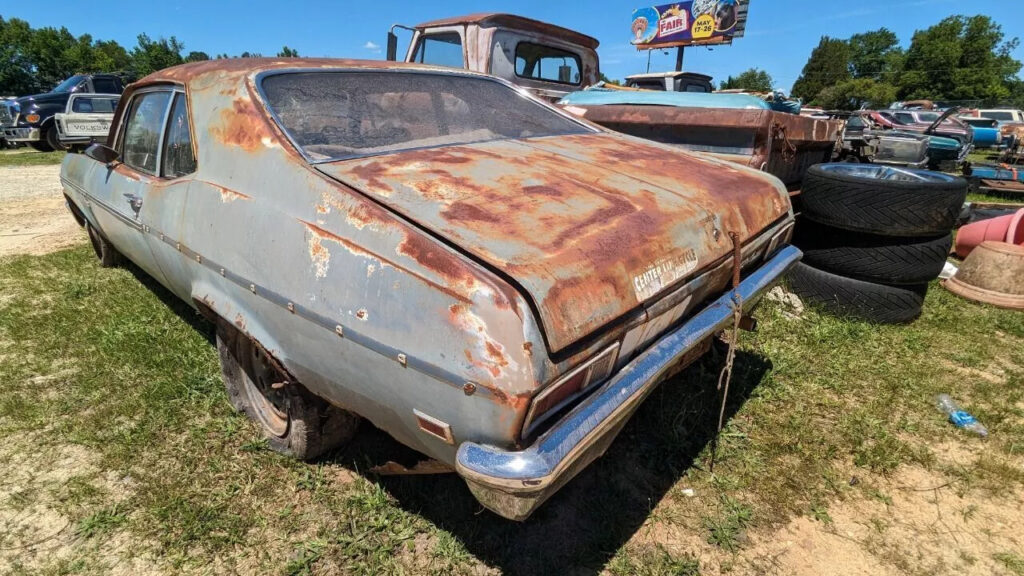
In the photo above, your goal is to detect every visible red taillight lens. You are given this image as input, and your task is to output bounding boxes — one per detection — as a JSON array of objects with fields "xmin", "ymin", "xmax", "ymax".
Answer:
[{"xmin": 523, "ymin": 344, "xmax": 619, "ymax": 436}]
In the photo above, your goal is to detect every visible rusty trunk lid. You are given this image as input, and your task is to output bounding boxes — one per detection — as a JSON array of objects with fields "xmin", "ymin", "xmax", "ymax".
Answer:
[{"xmin": 316, "ymin": 133, "xmax": 789, "ymax": 353}]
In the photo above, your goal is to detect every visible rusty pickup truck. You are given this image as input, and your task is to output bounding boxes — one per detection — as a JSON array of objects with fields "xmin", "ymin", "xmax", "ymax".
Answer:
[{"xmin": 60, "ymin": 59, "xmax": 800, "ymax": 520}]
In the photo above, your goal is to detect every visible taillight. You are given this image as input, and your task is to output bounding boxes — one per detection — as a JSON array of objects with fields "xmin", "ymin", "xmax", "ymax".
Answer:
[{"xmin": 523, "ymin": 343, "xmax": 619, "ymax": 436}]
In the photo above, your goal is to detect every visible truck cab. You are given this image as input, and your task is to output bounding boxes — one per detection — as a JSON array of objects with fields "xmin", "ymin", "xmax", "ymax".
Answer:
[
  {"xmin": 388, "ymin": 13, "xmax": 600, "ymax": 101},
  {"xmin": 624, "ymin": 71, "xmax": 714, "ymax": 93}
]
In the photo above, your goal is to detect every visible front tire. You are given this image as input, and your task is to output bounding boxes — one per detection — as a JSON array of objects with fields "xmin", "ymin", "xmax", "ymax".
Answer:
[
  {"xmin": 216, "ymin": 326, "xmax": 359, "ymax": 460},
  {"xmin": 28, "ymin": 140, "xmax": 54, "ymax": 152},
  {"xmin": 44, "ymin": 124, "xmax": 66, "ymax": 151},
  {"xmin": 86, "ymin": 222, "xmax": 120, "ymax": 267}
]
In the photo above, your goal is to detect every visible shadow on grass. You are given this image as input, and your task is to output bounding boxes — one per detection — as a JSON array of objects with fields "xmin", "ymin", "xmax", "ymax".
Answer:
[
  {"xmin": 124, "ymin": 258, "xmax": 772, "ymax": 575},
  {"xmin": 335, "ymin": 343, "xmax": 772, "ymax": 576}
]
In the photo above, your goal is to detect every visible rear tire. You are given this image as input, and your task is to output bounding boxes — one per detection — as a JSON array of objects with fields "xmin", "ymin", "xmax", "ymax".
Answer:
[
  {"xmin": 794, "ymin": 219, "xmax": 951, "ymax": 285},
  {"xmin": 786, "ymin": 262, "xmax": 927, "ymax": 324},
  {"xmin": 86, "ymin": 222, "xmax": 120, "ymax": 267},
  {"xmin": 801, "ymin": 163, "xmax": 967, "ymax": 237},
  {"xmin": 216, "ymin": 326, "xmax": 359, "ymax": 460}
]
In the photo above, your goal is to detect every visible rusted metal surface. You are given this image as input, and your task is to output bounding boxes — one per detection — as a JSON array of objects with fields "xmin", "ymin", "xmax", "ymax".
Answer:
[
  {"xmin": 413, "ymin": 13, "xmax": 600, "ymax": 50},
  {"xmin": 561, "ymin": 104, "xmax": 841, "ymax": 187},
  {"xmin": 60, "ymin": 58, "xmax": 795, "ymax": 520},
  {"xmin": 979, "ymin": 179, "xmax": 1024, "ymax": 194}
]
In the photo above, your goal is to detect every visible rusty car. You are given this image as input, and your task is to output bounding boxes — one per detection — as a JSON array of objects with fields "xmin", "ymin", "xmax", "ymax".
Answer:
[{"xmin": 60, "ymin": 58, "xmax": 800, "ymax": 520}]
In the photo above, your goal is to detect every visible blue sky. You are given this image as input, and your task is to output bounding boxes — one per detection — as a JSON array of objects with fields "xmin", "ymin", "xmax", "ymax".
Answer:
[{"xmin": 5, "ymin": 0, "xmax": 1022, "ymax": 92}]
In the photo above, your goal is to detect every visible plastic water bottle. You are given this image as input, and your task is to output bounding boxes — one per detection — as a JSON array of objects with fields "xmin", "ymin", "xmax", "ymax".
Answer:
[{"xmin": 935, "ymin": 394, "xmax": 988, "ymax": 437}]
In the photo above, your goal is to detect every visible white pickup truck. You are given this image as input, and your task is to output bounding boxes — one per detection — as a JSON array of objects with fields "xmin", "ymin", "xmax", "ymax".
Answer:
[{"xmin": 53, "ymin": 93, "xmax": 120, "ymax": 150}]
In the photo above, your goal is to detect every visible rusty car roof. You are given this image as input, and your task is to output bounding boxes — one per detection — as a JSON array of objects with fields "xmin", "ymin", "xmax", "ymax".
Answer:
[
  {"xmin": 137, "ymin": 57, "xmax": 471, "ymax": 85},
  {"xmin": 413, "ymin": 13, "xmax": 600, "ymax": 50}
]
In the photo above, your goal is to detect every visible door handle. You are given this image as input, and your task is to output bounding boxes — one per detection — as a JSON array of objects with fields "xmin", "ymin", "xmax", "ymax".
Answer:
[{"xmin": 123, "ymin": 193, "xmax": 143, "ymax": 219}]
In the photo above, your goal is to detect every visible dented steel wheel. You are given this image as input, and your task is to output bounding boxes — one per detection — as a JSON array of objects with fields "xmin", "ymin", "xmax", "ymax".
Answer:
[{"xmin": 216, "ymin": 324, "xmax": 360, "ymax": 460}]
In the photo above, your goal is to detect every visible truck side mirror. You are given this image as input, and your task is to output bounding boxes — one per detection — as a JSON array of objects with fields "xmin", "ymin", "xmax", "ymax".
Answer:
[
  {"xmin": 85, "ymin": 143, "xmax": 120, "ymax": 167},
  {"xmin": 386, "ymin": 31, "xmax": 398, "ymax": 61}
]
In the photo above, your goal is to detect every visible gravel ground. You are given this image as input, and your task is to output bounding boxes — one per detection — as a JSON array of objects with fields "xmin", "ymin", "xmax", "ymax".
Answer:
[{"xmin": 0, "ymin": 164, "xmax": 87, "ymax": 257}]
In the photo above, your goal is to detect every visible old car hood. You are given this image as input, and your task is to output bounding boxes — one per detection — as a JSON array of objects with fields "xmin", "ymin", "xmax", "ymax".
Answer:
[{"xmin": 317, "ymin": 133, "xmax": 790, "ymax": 353}]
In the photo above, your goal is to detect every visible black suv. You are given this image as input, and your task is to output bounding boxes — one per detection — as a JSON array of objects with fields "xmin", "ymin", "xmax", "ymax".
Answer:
[{"xmin": 0, "ymin": 74, "xmax": 125, "ymax": 151}]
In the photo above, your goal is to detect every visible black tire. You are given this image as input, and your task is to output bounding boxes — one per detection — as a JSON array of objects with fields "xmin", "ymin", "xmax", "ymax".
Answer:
[
  {"xmin": 28, "ymin": 140, "xmax": 54, "ymax": 152},
  {"xmin": 86, "ymin": 222, "xmax": 120, "ymax": 267},
  {"xmin": 786, "ymin": 262, "xmax": 927, "ymax": 324},
  {"xmin": 801, "ymin": 163, "xmax": 967, "ymax": 237},
  {"xmin": 793, "ymin": 219, "xmax": 952, "ymax": 285},
  {"xmin": 44, "ymin": 124, "xmax": 66, "ymax": 151},
  {"xmin": 216, "ymin": 326, "xmax": 359, "ymax": 460}
]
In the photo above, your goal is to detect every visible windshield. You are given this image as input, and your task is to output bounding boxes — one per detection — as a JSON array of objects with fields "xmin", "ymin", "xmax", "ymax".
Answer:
[
  {"xmin": 261, "ymin": 71, "xmax": 590, "ymax": 161},
  {"xmin": 916, "ymin": 112, "xmax": 940, "ymax": 122},
  {"xmin": 52, "ymin": 75, "xmax": 85, "ymax": 94}
]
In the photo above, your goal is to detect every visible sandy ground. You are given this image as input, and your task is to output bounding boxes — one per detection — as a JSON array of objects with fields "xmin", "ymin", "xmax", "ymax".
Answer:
[{"xmin": 0, "ymin": 164, "xmax": 87, "ymax": 258}]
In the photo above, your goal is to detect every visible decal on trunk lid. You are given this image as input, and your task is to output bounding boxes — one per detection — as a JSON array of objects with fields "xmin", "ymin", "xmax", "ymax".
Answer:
[{"xmin": 632, "ymin": 248, "xmax": 698, "ymax": 301}]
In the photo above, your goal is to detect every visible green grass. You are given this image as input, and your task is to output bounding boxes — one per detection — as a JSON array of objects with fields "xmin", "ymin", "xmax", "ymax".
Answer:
[
  {"xmin": 0, "ymin": 245, "xmax": 1021, "ymax": 574},
  {"xmin": 0, "ymin": 148, "xmax": 65, "ymax": 166},
  {"xmin": 995, "ymin": 552, "xmax": 1024, "ymax": 575}
]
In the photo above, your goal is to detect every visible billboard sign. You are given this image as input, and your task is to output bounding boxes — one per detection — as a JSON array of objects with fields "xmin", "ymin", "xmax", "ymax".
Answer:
[{"xmin": 631, "ymin": 0, "xmax": 749, "ymax": 48}]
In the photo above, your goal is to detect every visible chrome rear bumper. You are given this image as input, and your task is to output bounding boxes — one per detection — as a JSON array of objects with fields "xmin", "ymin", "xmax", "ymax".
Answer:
[{"xmin": 455, "ymin": 245, "xmax": 802, "ymax": 520}]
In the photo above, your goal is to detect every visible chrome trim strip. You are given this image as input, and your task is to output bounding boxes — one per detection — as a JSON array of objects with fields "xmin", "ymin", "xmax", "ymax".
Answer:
[
  {"xmin": 456, "ymin": 245, "xmax": 802, "ymax": 495},
  {"xmin": 61, "ymin": 178, "xmax": 485, "ymax": 397}
]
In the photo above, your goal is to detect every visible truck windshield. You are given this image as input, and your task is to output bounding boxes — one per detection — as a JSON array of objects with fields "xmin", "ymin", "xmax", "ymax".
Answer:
[
  {"xmin": 53, "ymin": 75, "xmax": 85, "ymax": 93},
  {"xmin": 261, "ymin": 71, "xmax": 591, "ymax": 161}
]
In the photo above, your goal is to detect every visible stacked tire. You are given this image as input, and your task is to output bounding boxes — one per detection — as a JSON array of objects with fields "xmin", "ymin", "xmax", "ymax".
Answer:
[{"xmin": 789, "ymin": 164, "xmax": 968, "ymax": 324}]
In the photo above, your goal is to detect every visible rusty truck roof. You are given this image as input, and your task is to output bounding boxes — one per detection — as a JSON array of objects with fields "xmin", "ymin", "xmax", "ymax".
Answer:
[{"xmin": 413, "ymin": 13, "xmax": 600, "ymax": 50}]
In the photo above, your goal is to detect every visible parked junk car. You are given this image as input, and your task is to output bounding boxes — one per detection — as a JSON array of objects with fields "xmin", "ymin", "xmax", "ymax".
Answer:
[
  {"xmin": 834, "ymin": 112, "xmax": 929, "ymax": 168},
  {"xmin": 885, "ymin": 108, "xmax": 972, "ymax": 146},
  {"xmin": 977, "ymin": 108, "xmax": 1024, "ymax": 123},
  {"xmin": 54, "ymin": 93, "xmax": 121, "ymax": 150},
  {"xmin": 959, "ymin": 116, "xmax": 1004, "ymax": 149},
  {"xmin": 1, "ymin": 73, "xmax": 125, "ymax": 151},
  {"xmin": 877, "ymin": 108, "xmax": 972, "ymax": 169},
  {"xmin": 387, "ymin": 13, "xmax": 599, "ymax": 102},
  {"xmin": 558, "ymin": 88, "xmax": 842, "ymax": 190},
  {"xmin": 623, "ymin": 71, "xmax": 714, "ymax": 93},
  {"xmin": 60, "ymin": 59, "xmax": 801, "ymax": 521}
]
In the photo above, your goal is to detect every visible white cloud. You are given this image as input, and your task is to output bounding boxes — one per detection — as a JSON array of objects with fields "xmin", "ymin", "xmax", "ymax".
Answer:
[{"xmin": 364, "ymin": 41, "xmax": 381, "ymax": 52}]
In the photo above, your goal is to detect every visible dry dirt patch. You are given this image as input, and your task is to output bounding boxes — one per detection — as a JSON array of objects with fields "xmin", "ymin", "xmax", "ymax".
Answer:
[{"xmin": 0, "ymin": 164, "xmax": 85, "ymax": 257}]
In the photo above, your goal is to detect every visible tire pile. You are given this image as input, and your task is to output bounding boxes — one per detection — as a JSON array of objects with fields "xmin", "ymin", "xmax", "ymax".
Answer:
[{"xmin": 789, "ymin": 163, "xmax": 968, "ymax": 323}]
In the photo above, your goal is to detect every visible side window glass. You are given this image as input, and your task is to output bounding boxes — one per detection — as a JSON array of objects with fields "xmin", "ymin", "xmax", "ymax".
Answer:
[
  {"xmin": 121, "ymin": 91, "xmax": 172, "ymax": 175},
  {"xmin": 92, "ymin": 78, "xmax": 119, "ymax": 93},
  {"xmin": 161, "ymin": 93, "xmax": 196, "ymax": 178},
  {"xmin": 412, "ymin": 33, "xmax": 464, "ymax": 69}
]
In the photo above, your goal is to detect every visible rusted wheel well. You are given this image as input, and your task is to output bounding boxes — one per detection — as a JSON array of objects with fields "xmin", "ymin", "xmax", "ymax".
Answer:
[{"xmin": 193, "ymin": 298, "xmax": 297, "ymax": 384}]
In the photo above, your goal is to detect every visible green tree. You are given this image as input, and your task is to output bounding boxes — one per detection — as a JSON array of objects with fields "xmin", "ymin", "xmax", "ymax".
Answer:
[
  {"xmin": 848, "ymin": 28, "xmax": 903, "ymax": 83},
  {"xmin": 92, "ymin": 40, "xmax": 132, "ymax": 73},
  {"xmin": 598, "ymin": 72, "xmax": 620, "ymax": 86},
  {"xmin": 719, "ymin": 68, "xmax": 774, "ymax": 92},
  {"xmin": 0, "ymin": 17, "xmax": 37, "ymax": 95},
  {"xmin": 897, "ymin": 15, "xmax": 1021, "ymax": 104},
  {"xmin": 277, "ymin": 46, "xmax": 299, "ymax": 58},
  {"xmin": 27, "ymin": 25, "xmax": 80, "ymax": 89},
  {"xmin": 791, "ymin": 36, "xmax": 851, "ymax": 103},
  {"xmin": 131, "ymin": 34, "xmax": 184, "ymax": 76},
  {"xmin": 816, "ymin": 78, "xmax": 898, "ymax": 110},
  {"xmin": 185, "ymin": 51, "xmax": 210, "ymax": 62}
]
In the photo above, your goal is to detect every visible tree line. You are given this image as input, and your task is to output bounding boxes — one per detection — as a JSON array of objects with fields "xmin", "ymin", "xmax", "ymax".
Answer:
[
  {"xmin": 791, "ymin": 15, "xmax": 1023, "ymax": 110},
  {"xmin": 0, "ymin": 15, "xmax": 299, "ymax": 96}
]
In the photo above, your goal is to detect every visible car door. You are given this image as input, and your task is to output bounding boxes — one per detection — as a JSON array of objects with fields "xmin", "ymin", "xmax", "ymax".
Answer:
[
  {"xmin": 140, "ymin": 90, "xmax": 199, "ymax": 301},
  {"xmin": 83, "ymin": 88, "xmax": 173, "ymax": 287}
]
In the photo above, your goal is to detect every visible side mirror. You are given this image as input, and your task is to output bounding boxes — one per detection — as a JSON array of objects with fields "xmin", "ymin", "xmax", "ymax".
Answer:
[
  {"xmin": 85, "ymin": 143, "xmax": 119, "ymax": 167},
  {"xmin": 386, "ymin": 31, "xmax": 398, "ymax": 61}
]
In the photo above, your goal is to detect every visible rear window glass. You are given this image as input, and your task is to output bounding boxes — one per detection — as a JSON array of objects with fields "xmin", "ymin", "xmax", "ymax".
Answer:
[
  {"xmin": 515, "ymin": 43, "xmax": 581, "ymax": 85},
  {"xmin": 72, "ymin": 96, "xmax": 119, "ymax": 113},
  {"xmin": 261, "ymin": 71, "xmax": 590, "ymax": 161},
  {"xmin": 411, "ymin": 33, "xmax": 464, "ymax": 69}
]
